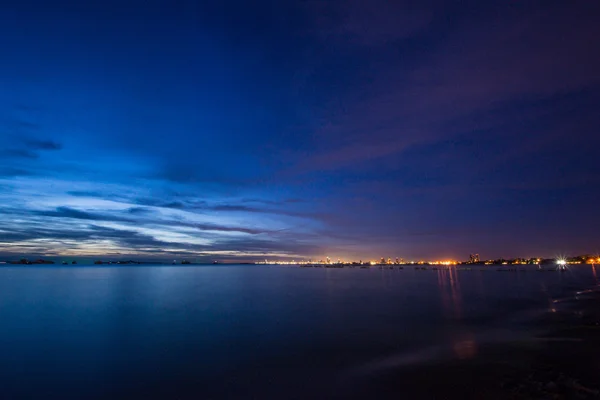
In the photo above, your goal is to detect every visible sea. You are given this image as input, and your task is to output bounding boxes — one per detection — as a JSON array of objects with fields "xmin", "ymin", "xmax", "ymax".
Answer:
[{"xmin": 0, "ymin": 264, "xmax": 598, "ymax": 399}]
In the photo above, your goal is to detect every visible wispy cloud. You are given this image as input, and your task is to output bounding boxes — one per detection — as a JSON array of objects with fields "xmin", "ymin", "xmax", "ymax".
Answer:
[
  {"xmin": 0, "ymin": 149, "xmax": 38, "ymax": 159},
  {"xmin": 32, "ymin": 206, "xmax": 134, "ymax": 223},
  {"xmin": 66, "ymin": 190, "xmax": 104, "ymax": 197},
  {"xmin": 25, "ymin": 139, "xmax": 62, "ymax": 151}
]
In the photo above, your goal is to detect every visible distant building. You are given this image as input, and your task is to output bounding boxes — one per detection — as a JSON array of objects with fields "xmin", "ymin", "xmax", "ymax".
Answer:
[{"xmin": 469, "ymin": 254, "xmax": 480, "ymax": 263}]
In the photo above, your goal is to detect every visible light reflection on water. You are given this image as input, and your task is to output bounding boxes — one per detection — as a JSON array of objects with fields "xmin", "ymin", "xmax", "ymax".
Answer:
[
  {"xmin": 437, "ymin": 267, "xmax": 463, "ymax": 320},
  {"xmin": 0, "ymin": 264, "xmax": 597, "ymax": 399},
  {"xmin": 453, "ymin": 337, "xmax": 477, "ymax": 359}
]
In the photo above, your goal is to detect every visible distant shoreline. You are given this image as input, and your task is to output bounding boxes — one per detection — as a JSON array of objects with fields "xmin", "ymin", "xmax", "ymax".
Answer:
[{"xmin": 1, "ymin": 255, "xmax": 598, "ymax": 267}]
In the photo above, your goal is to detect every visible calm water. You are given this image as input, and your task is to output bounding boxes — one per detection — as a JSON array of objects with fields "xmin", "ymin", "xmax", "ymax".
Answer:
[{"xmin": 0, "ymin": 264, "xmax": 598, "ymax": 399}]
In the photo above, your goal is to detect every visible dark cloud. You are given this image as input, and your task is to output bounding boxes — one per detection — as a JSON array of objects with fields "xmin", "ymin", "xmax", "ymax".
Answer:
[
  {"xmin": 0, "ymin": 222, "xmax": 322, "ymax": 260},
  {"xmin": 211, "ymin": 205, "xmax": 258, "ymax": 212},
  {"xmin": 161, "ymin": 201, "xmax": 187, "ymax": 209},
  {"xmin": 197, "ymin": 236, "xmax": 324, "ymax": 257},
  {"xmin": 25, "ymin": 139, "xmax": 62, "ymax": 151},
  {"xmin": 20, "ymin": 206, "xmax": 275, "ymax": 236},
  {"xmin": 186, "ymin": 223, "xmax": 267, "ymax": 235},
  {"xmin": 134, "ymin": 198, "xmax": 202, "ymax": 210},
  {"xmin": 0, "ymin": 167, "xmax": 34, "ymax": 177},
  {"xmin": 208, "ymin": 203, "xmax": 323, "ymax": 220},
  {"xmin": 130, "ymin": 198, "xmax": 316, "ymax": 220},
  {"xmin": 67, "ymin": 190, "xmax": 104, "ymax": 197},
  {"xmin": 0, "ymin": 137, "xmax": 61, "ymax": 170},
  {"xmin": 126, "ymin": 207, "xmax": 153, "ymax": 215},
  {"xmin": 0, "ymin": 230, "xmax": 36, "ymax": 242},
  {"xmin": 0, "ymin": 227, "xmax": 94, "ymax": 243},
  {"xmin": 242, "ymin": 198, "xmax": 305, "ymax": 205},
  {"xmin": 290, "ymin": 1, "xmax": 600, "ymax": 174},
  {"xmin": 33, "ymin": 207, "xmax": 134, "ymax": 223},
  {"xmin": 99, "ymin": 228, "xmax": 193, "ymax": 251},
  {"xmin": 0, "ymin": 224, "xmax": 200, "ymax": 256},
  {"xmin": 0, "ymin": 149, "xmax": 38, "ymax": 159}
]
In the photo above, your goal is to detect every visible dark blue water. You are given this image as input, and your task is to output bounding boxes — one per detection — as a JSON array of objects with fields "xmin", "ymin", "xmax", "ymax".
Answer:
[{"xmin": 0, "ymin": 264, "xmax": 598, "ymax": 399}]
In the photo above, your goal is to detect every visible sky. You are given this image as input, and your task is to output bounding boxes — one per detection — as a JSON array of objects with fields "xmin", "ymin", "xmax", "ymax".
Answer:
[{"xmin": 1, "ymin": 0, "xmax": 599, "ymax": 262}]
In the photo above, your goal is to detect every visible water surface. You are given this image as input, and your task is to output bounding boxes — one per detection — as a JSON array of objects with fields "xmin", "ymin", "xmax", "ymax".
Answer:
[{"xmin": 0, "ymin": 264, "xmax": 597, "ymax": 399}]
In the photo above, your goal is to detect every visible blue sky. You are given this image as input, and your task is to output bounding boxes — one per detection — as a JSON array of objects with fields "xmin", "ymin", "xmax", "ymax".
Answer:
[{"xmin": 1, "ymin": 0, "xmax": 599, "ymax": 262}]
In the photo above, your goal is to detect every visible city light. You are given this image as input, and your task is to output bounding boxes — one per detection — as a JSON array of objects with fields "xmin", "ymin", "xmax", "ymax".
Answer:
[{"xmin": 252, "ymin": 255, "xmax": 594, "ymax": 268}]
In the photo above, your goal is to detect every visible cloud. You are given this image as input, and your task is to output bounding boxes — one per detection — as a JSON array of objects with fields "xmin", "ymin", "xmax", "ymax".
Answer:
[
  {"xmin": 25, "ymin": 139, "xmax": 62, "ymax": 150},
  {"xmin": 0, "ymin": 149, "xmax": 38, "ymax": 159},
  {"xmin": 23, "ymin": 206, "xmax": 275, "ymax": 236},
  {"xmin": 0, "ymin": 221, "xmax": 324, "ymax": 260},
  {"xmin": 242, "ymin": 198, "xmax": 305, "ymax": 205},
  {"xmin": 208, "ymin": 203, "xmax": 323, "ymax": 220},
  {"xmin": 0, "ymin": 167, "xmax": 34, "ymax": 177},
  {"xmin": 32, "ymin": 207, "xmax": 134, "ymax": 223},
  {"xmin": 0, "ymin": 224, "xmax": 200, "ymax": 255},
  {"xmin": 135, "ymin": 198, "xmax": 191, "ymax": 209},
  {"xmin": 0, "ymin": 141, "xmax": 61, "ymax": 162},
  {"xmin": 96, "ymin": 227, "xmax": 194, "ymax": 251},
  {"xmin": 196, "ymin": 236, "xmax": 325, "ymax": 257},
  {"xmin": 126, "ymin": 207, "xmax": 153, "ymax": 215},
  {"xmin": 186, "ymin": 223, "xmax": 267, "ymax": 235},
  {"xmin": 0, "ymin": 227, "xmax": 96, "ymax": 243},
  {"xmin": 288, "ymin": 1, "xmax": 600, "ymax": 174},
  {"xmin": 210, "ymin": 204, "xmax": 257, "ymax": 212},
  {"xmin": 67, "ymin": 190, "xmax": 104, "ymax": 197},
  {"xmin": 128, "ymin": 197, "xmax": 318, "ymax": 220}
]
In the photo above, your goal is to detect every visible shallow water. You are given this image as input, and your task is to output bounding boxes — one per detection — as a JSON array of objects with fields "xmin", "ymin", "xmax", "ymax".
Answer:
[{"xmin": 0, "ymin": 264, "xmax": 598, "ymax": 399}]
